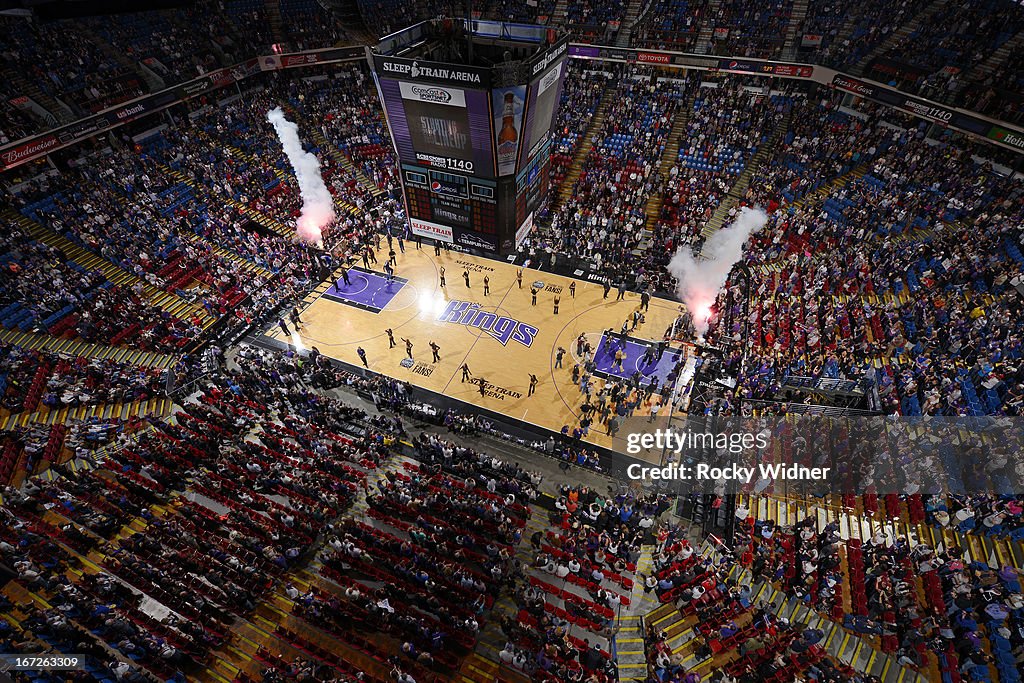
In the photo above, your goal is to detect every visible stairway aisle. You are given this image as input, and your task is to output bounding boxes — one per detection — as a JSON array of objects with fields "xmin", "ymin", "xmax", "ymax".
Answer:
[
  {"xmin": 554, "ymin": 84, "xmax": 617, "ymax": 210},
  {"xmin": 0, "ymin": 327, "xmax": 179, "ymax": 369},
  {"xmin": 615, "ymin": 0, "xmax": 649, "ymax": 47},
  {"xmin": 163, "ymin": 163, "xmax": 294, "ymax": 240},
  {"xmin": 265, "ymin": 0, "xmax": 286, "ymax": 46},
  {"xmin": 781, "ymin": 0, "xmax": 810, "ymax": 61},
  {"xmin": 614, "ymin": 546, "xmax": 656, "ymax": 681},
  {"xmin": 0, "ymin": 396, "xmax": 176, "ymax": 433},
  {"xmin": 701, "ymin": 105, "xmax": 792, "ymax": 238},
  {"xmin": 191, "ymin": 441, "xmax": 403, "ymax": 683},
  {"xmin": 77, "ymin": 23, "xmax": 164, "ymax": 92},
  {"xmin": 641, "ymin": 89, "xmax": 697, "ymax": 239},
  {"xmin": 307, "ymin": 126, "xmax": 385, "ymax": 203},
  {"xmin": 692, "ymin": 0, "xmax": 724, "ymax": 54},
  {"xmin": 196, "ymin": 125, "xmax": 369, "ymax": 220},
  {"xmin": 696, "ymin": 536, "xmax": 927, "ymax": 683},
  {"xmin": 467, "ymin": 509, "xmax": 549, "ymax": 681},
  {"xmin": 3, "ymin": 209, "xmax": 215, "ymax": 329},
  {"xmin": 6, "ymin": 72, "xmax": 73, "ymax": 126},
  {"xmin": 955, "ymin": 27, "xmax": 1024, "ymax": 101},
  {"xmin": 851, "ymin": 0, "xmax": 951, "ymax": 75},
  {"xmin": 549, "ymin": 0, "xmax": 571, "ymax": 29}
]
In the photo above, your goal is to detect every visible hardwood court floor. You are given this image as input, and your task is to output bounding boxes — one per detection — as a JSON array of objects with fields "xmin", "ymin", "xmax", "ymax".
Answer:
[{"xmin": 262, "ymin": 246, "xmax": 686, "ymax": 451}]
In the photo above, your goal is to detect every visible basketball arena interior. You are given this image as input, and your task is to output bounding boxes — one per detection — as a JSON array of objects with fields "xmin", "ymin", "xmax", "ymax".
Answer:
[{"xmin": 0, "ymin": 1, "xmax": 1023, "ymax": 682}]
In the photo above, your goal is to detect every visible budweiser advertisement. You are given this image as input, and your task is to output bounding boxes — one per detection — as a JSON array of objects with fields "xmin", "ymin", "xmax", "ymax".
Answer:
[
  {"xmin": 0, "ymin": 134, "xmax": 59, "ymax": 169},
  {"xmin": 282, "ymin": 53, "xmax": 322, "ymax": 68},
  {"xmin": 492, "ymin": 85, "xmax": 526, "ymax": 176}
]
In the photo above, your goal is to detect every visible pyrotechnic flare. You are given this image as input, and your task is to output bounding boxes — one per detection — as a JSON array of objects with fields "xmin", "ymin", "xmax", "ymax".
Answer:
[
  {"xmin": 266, "ymin": 107, "xmax": 335, "ymax": 245},
  {"xmin": 667, "ymin": 206, "xmax": 767, "ymax": 336}
]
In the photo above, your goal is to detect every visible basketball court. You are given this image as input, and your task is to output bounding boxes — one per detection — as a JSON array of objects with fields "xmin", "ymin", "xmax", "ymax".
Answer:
[{"xmin": 259, "ymin": 246, "xmax": 696, "ymax": 453}]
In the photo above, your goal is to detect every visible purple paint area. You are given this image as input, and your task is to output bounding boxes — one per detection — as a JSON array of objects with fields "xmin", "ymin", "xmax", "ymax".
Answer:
[
  {"xmin": 592, "ymin": 334, "xmax": 683, "ymax": 384},
  {"xmin": 322, "ymin": 269, "xmax": 406, "ymax": 313}
]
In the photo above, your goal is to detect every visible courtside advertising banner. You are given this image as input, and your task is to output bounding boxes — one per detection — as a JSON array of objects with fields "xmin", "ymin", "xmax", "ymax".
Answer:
[{"xmin": 409, "ymin": 217, "xmax": 454, "ymax": 243}]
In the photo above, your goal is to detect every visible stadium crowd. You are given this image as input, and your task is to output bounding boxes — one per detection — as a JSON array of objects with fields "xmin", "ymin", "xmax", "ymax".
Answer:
[{"xmin": 1, "ymin": 2, "xmax": 1024, "ymax": 683}]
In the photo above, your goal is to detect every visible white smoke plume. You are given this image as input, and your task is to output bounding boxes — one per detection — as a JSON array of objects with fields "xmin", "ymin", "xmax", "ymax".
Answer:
[
  {"xmin": 666, "ymin": 206, "xmax": 768, "ymax": 336},
  {"xmin": 266, "ymin": 107, "xmax": 335, "ymax": 245}
]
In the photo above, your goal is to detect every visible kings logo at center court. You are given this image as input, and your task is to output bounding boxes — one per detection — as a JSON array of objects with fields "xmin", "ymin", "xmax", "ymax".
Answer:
[{"xmin": 438, "ymin": 301, "xmax": 538, "ymax": 348}]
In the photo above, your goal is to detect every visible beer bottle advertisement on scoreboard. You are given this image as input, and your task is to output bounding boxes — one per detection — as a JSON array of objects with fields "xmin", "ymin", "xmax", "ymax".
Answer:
[{"xmin": 492, "ymin": 86, "xmax": 526, "ymax": 176}]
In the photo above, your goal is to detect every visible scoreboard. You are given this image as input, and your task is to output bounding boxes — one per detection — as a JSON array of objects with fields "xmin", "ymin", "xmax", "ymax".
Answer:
[
  {"xmin": 369, "ymin": 30, "xmax": 568, "ymax": 255},
  {"xmin": 514, "ymin": 142, "xmax": 551, "ymax": 239},
  {"xmin": 402, "ymin": 165, "xmax": 499, "ymax": 250}
]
